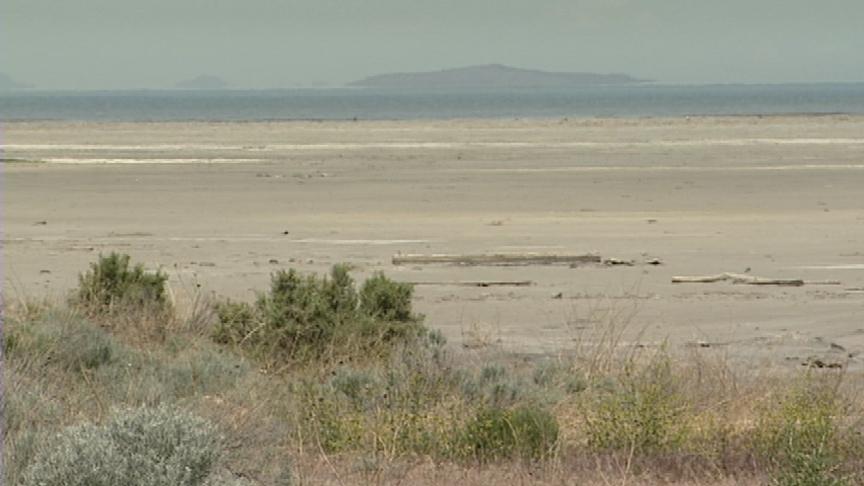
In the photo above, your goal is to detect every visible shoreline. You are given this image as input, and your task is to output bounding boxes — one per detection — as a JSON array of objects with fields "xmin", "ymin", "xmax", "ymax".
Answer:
[
  {"xmin": 4, "ymin": 112, "xmax": 864, "ymax": 125},
  {"xmin": 5, "ymin": 115, "xmax": 864, "ymax": 367}
]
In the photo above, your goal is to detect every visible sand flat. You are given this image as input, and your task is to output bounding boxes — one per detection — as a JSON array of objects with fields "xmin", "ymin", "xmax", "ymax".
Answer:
[{"xmin": 5, "ymin": 116, "xmax": 864, "ymax": 366}]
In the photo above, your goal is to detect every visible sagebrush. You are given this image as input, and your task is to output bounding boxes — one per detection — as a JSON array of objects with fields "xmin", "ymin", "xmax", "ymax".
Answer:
[{"xmin": 20, "ymin": 405, "xmax": 222, "ymax": 486}]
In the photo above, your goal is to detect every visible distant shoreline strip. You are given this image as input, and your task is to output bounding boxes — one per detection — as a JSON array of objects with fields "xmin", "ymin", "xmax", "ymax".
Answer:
[{"xmin": 3, "ymin": 138, "xmax": 864, "ymax": 153}]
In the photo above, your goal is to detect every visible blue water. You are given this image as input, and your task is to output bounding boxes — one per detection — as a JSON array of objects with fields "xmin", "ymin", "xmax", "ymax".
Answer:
[{"xmin": 1, "ymin": 84, "xmax": 863, "ymax": 121}]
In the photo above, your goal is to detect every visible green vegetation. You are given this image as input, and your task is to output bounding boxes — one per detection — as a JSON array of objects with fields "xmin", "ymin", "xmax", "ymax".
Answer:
[
  {"xmin": 73, "ymin": 252, "xmax": 170, "ymax": 328},
  {"xmin": 213, "ymin": 264, "xmax": 423, "ymax": 361},
  {"xmin": 4, "ymin": 253, "xmax": 864, "ymax": 485},
  {"xmin": 70, "ymin": 253, "xmax": 174, "ymax": 341},
  {"xmin": 585, "ymin": 357, "xmax": 688, "ymax": 453},
  {"xmin": 757, "ymin": 383, "xmax": 853, "ymax": 486},
  {"xmin": 461, "ymin": 406, "xmax": 559, "ymax": 462}
]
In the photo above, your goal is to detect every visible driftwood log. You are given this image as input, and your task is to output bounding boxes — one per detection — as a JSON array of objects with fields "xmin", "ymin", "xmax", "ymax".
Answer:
[
  {"xmin": 407, "ymin": 280, "xmax": 533, "ymax": 287},
  {"xmin": 671, "ymin": 272, "xmax": 820, "ymax": 286},
  {"xmin": 392, "ymin": 253, "xmax": 601, "ymax": 266}
]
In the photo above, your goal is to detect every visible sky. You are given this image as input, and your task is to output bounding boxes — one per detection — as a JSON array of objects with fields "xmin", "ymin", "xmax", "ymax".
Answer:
[{"xmin": 2, "ymin": 0, "xmax": 863, "ymax": 89}]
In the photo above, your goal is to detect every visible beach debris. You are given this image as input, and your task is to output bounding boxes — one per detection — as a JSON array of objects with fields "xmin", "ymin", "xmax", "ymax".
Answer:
[
  {"xmin": 408, "ymin": 280, "xmax": 533, "ymax": 288},
  {"xmin": 33, "ymin": 220, "xmax": 48, "ymax": 225},
  {"xmin": 603, "ymin": 257, "xmax": 635, "ymax": 266},
  {"xmin": 107, "ymin": 231, "xmax": 153, "ymax": 238},
  {"xmin": 830, "ymin": 342, "xmax": 847, "ymax": 352},
  {"xmin": 645, "ymin": 257, "xmax": 663, "ymax": 265},
  {"xmin": 672, "ymin": 272, "xmax": 806, "ymax": 286},
  {"xmin": 684, "ymin": 340, "xmax": 716, "ymax": 348},
  {"xmin": 552, "ymin": 292, "xmax": 564, "ymax": 299},
  {"xmin": 268, "ymin": 259, "xmax": 279, "ymax": 265},
  {"xmin": 803, "ymin": 357, "xmax": 843, "ymax": 369},
  {"xmin": 392, "ymin": 253, "xmax": 601, "ymax": 266}
]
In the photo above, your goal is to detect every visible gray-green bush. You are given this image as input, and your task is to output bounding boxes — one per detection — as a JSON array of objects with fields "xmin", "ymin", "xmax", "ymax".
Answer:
[
  {"xmin": 5, "ymin": 310, "xmax": 119, "ymax": 371},
  {"xmin": 21, "ymin": 405, "xmax": 222, "ymax": 486},
  {"xmin": 93, "ymin": 341, "xmax": 249, "ymax": 405}
]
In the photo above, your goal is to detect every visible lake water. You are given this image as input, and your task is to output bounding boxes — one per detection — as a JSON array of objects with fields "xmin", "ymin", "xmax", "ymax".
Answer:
[{"xmin": 1, "ymin": 83, "xmax": 863, "ymax": 121}]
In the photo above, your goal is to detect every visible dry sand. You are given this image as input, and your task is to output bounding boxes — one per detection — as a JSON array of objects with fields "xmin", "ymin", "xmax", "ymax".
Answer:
[{"xmin": 4, "ymin": 116, "xmax": 864, "ymax": 368}]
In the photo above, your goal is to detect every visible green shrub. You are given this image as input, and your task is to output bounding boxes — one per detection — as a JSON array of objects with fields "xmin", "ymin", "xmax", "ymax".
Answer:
[
  {"xmin": 74, "ymin": 252, "xmax": 169, "ymax": 316},
  {"xmin": 461, "ymin": 405, "xmax": 559, "ymax": 462},
  {"xmin": 585, "ymin": 359, "xmax": 687, "ymax": 454},
  {"xmin": 21, "ymin": 405, "xmax": 221, "ymax": 486},
  {"xmin": 213, "ymin": 265, "xmax": 424, "ymax": 360},
  {"xmin": 324, "ymin": 263, "xmax": 360, "ymax": 317},
  {"xmin": 212, "ymin": 300, "xmax": 259, "ymax": 346},
  {"xmin": 758, "ymin": 383, "xmax": 849, "ymax": 486},
  {"xmin": 359, "ymin": 272, "xmax": 415, "ymax": 322}
]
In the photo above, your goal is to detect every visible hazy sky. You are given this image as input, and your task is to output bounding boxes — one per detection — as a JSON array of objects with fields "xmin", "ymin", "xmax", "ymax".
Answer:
[{"xmin": 3, "ymin": 0, "xmax": 862, "ymax": 89}]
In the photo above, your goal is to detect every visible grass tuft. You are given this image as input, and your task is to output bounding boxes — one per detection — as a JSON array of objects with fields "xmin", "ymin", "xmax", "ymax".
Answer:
[{"xmin": 461, "ymin": 405, "xmax": 559, "ymax": 462}]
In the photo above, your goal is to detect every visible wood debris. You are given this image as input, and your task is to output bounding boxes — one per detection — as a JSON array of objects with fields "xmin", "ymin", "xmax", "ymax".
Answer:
[
  {"xmin": 392, "ymin": 253, "xmax": 601, "ymax": 266},
  {"xmin": 408, "ymin": 280, "xmax": 533, "ymax": 287},
  {"xmin": 603, "ymin": 258, "xmax": 635, "ymax": 266},
  {"xmin": 672, "ymin": 272, "xmax": 805, "ymax": 286}
]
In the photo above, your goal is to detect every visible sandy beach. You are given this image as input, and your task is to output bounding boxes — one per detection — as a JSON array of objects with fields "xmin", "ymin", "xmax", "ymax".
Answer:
[{"xmin": 5, "ymin": 115, "xmax": 864, "ymax": 367}]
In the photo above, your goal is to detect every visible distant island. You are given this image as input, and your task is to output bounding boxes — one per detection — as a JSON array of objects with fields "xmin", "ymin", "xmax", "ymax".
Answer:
[
  {"xmin": 349, "ymin": 64, "xmax": 646, "ymax": 89},
  {"xmin": 174, "ymin": 75, "xmax": 229, "ymax": 90},
  {"xmin": 0, "ymin": 72, "xmax": 30, "ymax": 90}
]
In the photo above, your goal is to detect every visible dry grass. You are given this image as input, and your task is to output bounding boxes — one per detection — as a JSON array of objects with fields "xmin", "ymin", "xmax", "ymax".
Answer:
[{"xmin": 4, "ymin": 259, "xmax": 864, "ymax": 485}]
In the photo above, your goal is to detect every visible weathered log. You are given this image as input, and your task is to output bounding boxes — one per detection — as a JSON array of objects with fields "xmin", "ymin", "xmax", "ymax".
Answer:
[
  {"xmin": 672, "ymin": 272, "xmax": 805, "ymax": 286},
  {"xmin": 743, "ymin": 278, "xmax": 806, "ymax": 286},
  {"xmin": 392, "ymin": 253, "xmax": 601, "ymax": 266},
  {"xmin": 407, "ymin": 280, "xmax": 533, "ymax": 287},
  {"xmin": 671, "ymin": 274, "xmax": 729, "ymax": 284}
]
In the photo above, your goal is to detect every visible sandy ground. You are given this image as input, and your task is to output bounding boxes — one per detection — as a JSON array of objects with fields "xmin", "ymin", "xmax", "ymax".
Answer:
[{"xmin": 4, "ymin": 116, "xmax": 864, "ymax": 368}]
